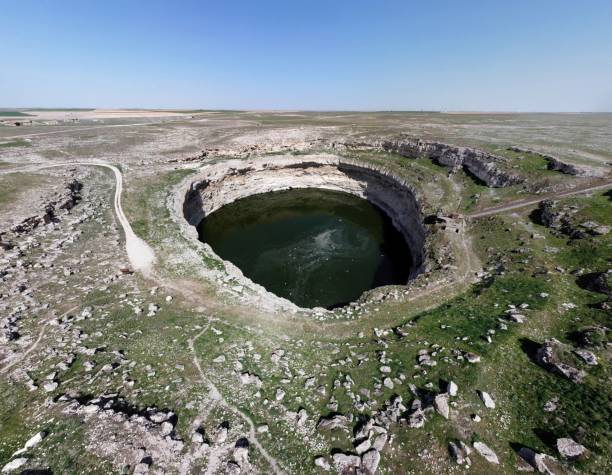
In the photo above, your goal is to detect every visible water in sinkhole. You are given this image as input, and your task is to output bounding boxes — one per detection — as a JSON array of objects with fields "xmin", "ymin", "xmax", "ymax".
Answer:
[{"xmin": 197, "ymin": 188, "xmax": 412, "ymax": 309}]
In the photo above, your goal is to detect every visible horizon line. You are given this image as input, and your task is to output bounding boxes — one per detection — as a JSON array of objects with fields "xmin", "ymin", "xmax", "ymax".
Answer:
[{"xmin": 1, "ymin": 107, "xmax": 611, "ymax": 114}]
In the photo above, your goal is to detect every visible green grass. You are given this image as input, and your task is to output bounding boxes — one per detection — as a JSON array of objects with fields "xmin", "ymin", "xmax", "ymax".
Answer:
[
  {"xmin": 0, "ymin": 138, "xmax": 31, "ymax": 148},
  {"xmin": 0, "ymin": 111, "xmax": 33, "ymax": 117},
  {"xmin": 1, "ymin": 144, "xmax": 609, "ymax": 473},
  {"xmin": 0, "ymin": 173, "xmax": 50, "ymax": 214},
  {"xmin": 123, "ymin": 168, "xmax": 195, "ymax": 242}
]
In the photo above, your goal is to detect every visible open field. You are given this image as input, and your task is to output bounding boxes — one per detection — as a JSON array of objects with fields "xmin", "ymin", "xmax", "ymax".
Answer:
[{"xmin": 0, "ymin": 111, "xmax": 610, "ymax": 474}]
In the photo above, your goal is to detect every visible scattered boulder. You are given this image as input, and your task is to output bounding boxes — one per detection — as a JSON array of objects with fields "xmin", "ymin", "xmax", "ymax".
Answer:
[
  {"xmin": 332, "ymin": 453, "xmax": 361, "ymax": 472},
  {"xmin": 371, "ymin": 433, "xmax": 388, "ymax": 451},
  {"xmin": 517, "ymin": 447, "xmax": 561, "ymax": 474},
  {"xmin": 557, "ymin": 437, "xmax": 587, "ymax": 459},
  {"xmin": 473, "ymin": 441, "xmax": 499, "ymax": 464},
  {"xmin": 24, "ymin": 431, "xmax": 46, "ymax": 449},
  {"xmin": 314, "ymin": 456, "xmax": 331, "ymax": 470},
  {"xmin": 361, "ymin": 448, "xmax": 381, "ymax": 474},
  {"xmin": 238, "ymin": 372, "xmax": 262, "ymax": 387},
  {"xmin": 535, "ymin": 200, "xmax": 585, "ymax": 239},
  {"xmin": 225, "ymin": 461, "xmax": 241, "ymax": 475},
  {"xmin": 317, "ymin": 414, "xmax": 349, "ymax": 431},
  {"xmin": 355, "ymin": 438, "xmax": 371, "ymax": 455},
  {"xmin": 543, "ymin": 398, "xmax": 558, "ymax": 413},
  {"xmin": 448, "ymin": 441, "xmax": 472, "ymax": 466},
  {"xmin": 214, "ymin": 424, "xmax": 228, "ymax": 444},
  {"xmin": 1, "ymin": 458, "xmax": 28, "ymax": 473},
  {"xmin": 160, "ymin": 421, "xmax": 174, "ymax": 437},
  {"xmin": 433, "ymin": 393, "xmax": 450, "ymax": 419},
  {"xmin": 573, "ymin": 349, "xmax": 598, "ymax": 365},
  {"xmin": 478, "ymin": 391, "xmax": 496, "ymax": 409},
  {"xmin": 233, "ymin": 438, "xmax": 250, "ymax": 466},
  {"xmin": 406, "ymin": 399, "xmax": 426, "ymax": 428},
  {"xmin": 191, "ymin": 431, "xmax": 205, "ymax": 444},
  {"xmin": 536, "ymin": 339, "xmax": 586, "ymax": 383},
  {"xmin": 42, "ymin": 381, "xmax": 58, "ymax": 392}
]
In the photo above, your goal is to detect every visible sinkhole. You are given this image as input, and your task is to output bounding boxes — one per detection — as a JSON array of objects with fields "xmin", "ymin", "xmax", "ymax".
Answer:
[
  {"xmin": 180, "ymin": 155, "xmax": 427, "ymax": 311},
  {"xmin": 197, "ymin": 188, "xmax": 413, "ymax": 309}
]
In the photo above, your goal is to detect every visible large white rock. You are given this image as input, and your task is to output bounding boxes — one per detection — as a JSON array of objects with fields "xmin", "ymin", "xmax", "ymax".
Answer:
[
  {"xmin": 517, "ymin": 447, "xmax": 559, "ymax": 473},
  {"xmin": 473, "ymin": 442, "xmax": 499, "ymax": 464},
  {"xmin": 24, "ymin": 431, "xmax": 46, "ymax": 449},
  {"xmin": 557, "ymin": 438, "xmax": 587, "ymax": 459},
  {"xmin": 233, "ymin": 446, "xmax": 249, "ymax": 466},
  {"xmin": 434, "ymin": 393, "xmax": 450, "ymax": 419},
  {"xmin": 332, "ymin": 453, "xmax": 360, "ymax": 472},
  {"xmin": 42, "ymin": 381, "xmax": 58, "ymax": 392},
  {"xmin": 361, "ymin": 449, "xmax": 381, "ymax": 474},
  {"xmin": 2, "ymin": 458, "xmax": 28, "ymax": 473},
  {"xmin": 314, "ymin": 457, "xmax": 331, "ymax": 470},
  {"xmin": 478, "ymin": 391, "xmax": 496, "ymax": 409}
]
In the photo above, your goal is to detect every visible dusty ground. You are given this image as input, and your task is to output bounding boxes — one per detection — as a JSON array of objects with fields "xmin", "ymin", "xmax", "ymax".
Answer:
[{"xmin": 0, "ymin": 111, "xmax": 610, "ymax": 474}]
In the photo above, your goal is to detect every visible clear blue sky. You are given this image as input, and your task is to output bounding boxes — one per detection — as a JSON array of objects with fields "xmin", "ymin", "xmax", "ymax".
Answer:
[{"xmin": 1, "ymin": 0, "xmax": 611, "ymax": 111}]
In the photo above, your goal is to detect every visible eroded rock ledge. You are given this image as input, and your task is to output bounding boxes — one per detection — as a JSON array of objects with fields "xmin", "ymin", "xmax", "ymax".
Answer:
[
  {"xmin": 378, "ymin": 137, "xmax": 522, "ymax": 187},
  {"xmin": 507, "ymin": 146, "xmax": 608, "ymax": 177},
  {"xmin": 174, "ymin": 136, "xmax": 525, "ymax": 188},
  {"xmin": 181, "ymin": 155, "xmax": 427, "ymax": 279}
]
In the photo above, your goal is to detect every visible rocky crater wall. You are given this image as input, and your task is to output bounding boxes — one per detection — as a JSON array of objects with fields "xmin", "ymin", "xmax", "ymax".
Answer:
[
  {"xmin": 380, "ymin": 137, "xmax": 523, "ymax": 187},
  {"xmin": 179, "ymin": 154, "xmax": 427, "ymax": 280}
]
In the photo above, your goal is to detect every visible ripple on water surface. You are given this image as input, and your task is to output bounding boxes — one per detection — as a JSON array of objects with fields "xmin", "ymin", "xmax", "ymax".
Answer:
[{"xmin": 197, "ymin": 188, "xmax": 412, "ymax": 309}]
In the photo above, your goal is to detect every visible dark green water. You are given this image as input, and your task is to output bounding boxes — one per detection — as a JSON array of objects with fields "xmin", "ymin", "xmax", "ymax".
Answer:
[{"xmin": 197, "ymin": 188, "xmax": 412, "ymax": 309}]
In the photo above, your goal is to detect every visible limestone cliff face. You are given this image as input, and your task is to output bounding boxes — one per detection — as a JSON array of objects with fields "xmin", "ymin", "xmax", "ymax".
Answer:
[{"xmin": 380, "ymin": 138, "xmax": 523, "ymax": 187}]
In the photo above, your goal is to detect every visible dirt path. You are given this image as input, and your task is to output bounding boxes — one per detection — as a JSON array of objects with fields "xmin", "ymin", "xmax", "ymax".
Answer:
[
  {"xmin": 96, "ymin": 162, "xmax": 156, "ymax": 274},
  {"xmin": 0, "ymin": 305, "xmax": 80, "ymax": 375},
  {"xmin": 24, "ymin": 161, "xmax": 156, "ymax": 274},
  {"xmin": 467, "ymin": 180, "xmax": 612, "ymax": 219},
  {"xmin": 188, "ymin": 323, "xmax": 286, "ymax": 475},
  {"xmin": 1, "ymin": 290, "xmax": 140, "ymax": 375}
]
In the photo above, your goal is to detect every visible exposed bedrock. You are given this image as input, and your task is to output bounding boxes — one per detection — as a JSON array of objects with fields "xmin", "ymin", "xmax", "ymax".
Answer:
[
  {"xmin": 379, "ymin": 137, "xmax": 523, "ymax": 187},
  {"xmin": 508, "ymin": 146, "xmax": 608, "ymax": 178},
  {"xmin": 180, "ymin": 155, "xmax": 428, "ymax": 282}
]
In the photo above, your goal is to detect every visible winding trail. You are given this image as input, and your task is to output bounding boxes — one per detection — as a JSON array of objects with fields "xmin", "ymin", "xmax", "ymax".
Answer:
[
  {"xmin": 4, "ymin": 158, "xmax": 607, "ymax": 472},
  {"xmin": 5, "ymin": 160, "xmax": 281, "ymax": 473},
  {"xmin": 0, "ymin": 305, "xmax": 80, "ymax": 375},
  {"xmin": 188, "ymin": 324, "xmax": 285, "ymax": 475},
  {"xmin": 94, "ymin": 162, "xmax": 156, "ymax": 274},
  {"xmin": 30, "ymin": 161, "xmax": 156, "ymax": 274}
]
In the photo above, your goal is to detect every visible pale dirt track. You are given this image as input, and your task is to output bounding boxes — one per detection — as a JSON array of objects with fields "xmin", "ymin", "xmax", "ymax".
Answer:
[
  {"xmin": 21, "ymin": 162, "xmax": 157, "ymax": 273},
  {"xmin": 188, "ymin": 324, "xmax": 286, "ymax": 475},
  {"xmin": 2, "ymin": 160, "xmax": 283, "ymax": 473},
  {"xmin": 467, "ymin": 180, "xmax": 612, "ymax": 219},
  {"xmin": 1, "ymin": 158, "xmax": 608, "ymax": 471}
]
